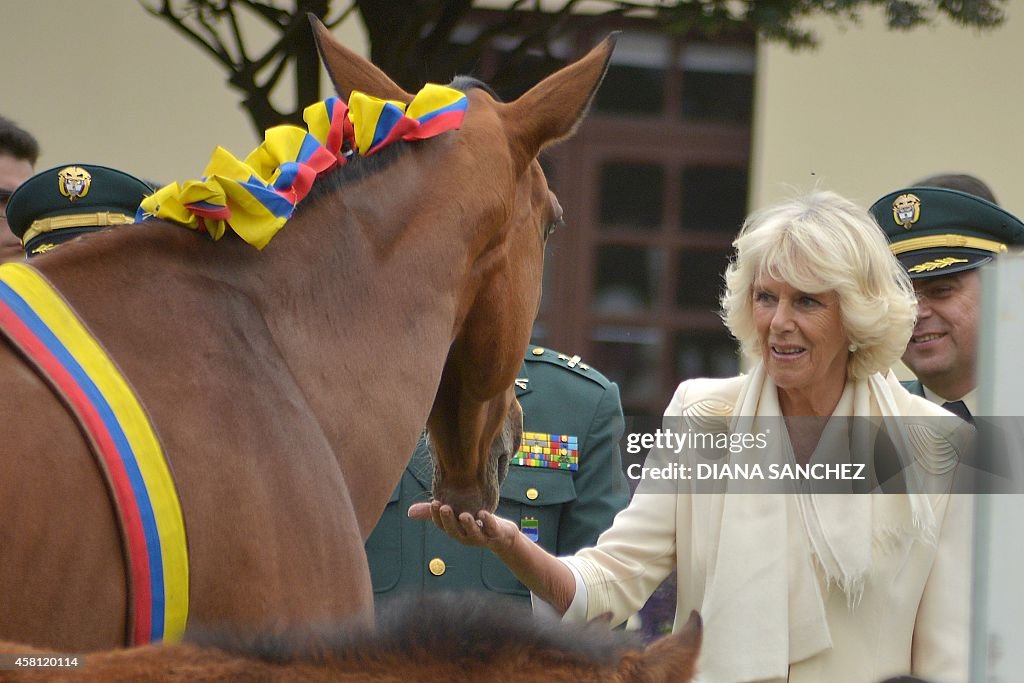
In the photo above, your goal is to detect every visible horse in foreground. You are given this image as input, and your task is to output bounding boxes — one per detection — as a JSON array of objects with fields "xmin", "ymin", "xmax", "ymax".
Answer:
[
  {"xmin": 0, "ymin": 595, "xmax": 703, "ymax": 682},
  {"xmin": 0, "ymin": 18, "xmax": 615, "ymax": 650}
]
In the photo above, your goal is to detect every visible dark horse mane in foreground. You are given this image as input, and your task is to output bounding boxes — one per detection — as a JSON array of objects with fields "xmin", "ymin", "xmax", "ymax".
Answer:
[{"xmin": 0, "ymin": 595, "xmax": 703, "ymax": 682}]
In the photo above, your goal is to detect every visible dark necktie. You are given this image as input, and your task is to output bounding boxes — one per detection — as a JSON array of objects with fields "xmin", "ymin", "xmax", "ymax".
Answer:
[{"xmin": 942, "ymin": 400, "xmax": 974, "ymax": 424}]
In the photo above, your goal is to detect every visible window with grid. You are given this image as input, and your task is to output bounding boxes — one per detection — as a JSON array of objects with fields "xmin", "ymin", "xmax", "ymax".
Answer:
[{"xmin": 534, "ymin": 32, "xmax": 755, "ymax": 415}]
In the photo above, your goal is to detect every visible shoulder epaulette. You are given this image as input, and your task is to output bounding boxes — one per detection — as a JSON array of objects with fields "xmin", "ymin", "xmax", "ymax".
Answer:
[{"xmin": 524, "ymin": 346, "xmax": 612, "ymax": 388}]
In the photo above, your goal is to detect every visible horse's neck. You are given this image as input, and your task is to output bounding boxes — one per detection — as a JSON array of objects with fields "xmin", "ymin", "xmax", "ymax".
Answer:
[
  {"xmin": 33, "ymin": 154, "xmax": 473, "ymax": 540},
  {"xmin": 254, "ymin": 167, "xmax": 476, "ymax": 537}
]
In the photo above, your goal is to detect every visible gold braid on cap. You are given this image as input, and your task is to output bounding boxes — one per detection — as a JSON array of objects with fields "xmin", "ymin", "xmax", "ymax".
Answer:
[
  {"xmin": 22, "ymin": 212, "xmax": 135, "ymax": 246},
  {"xmin": 889, "ymin": 233, "xmax": 1007, "ymax": 256}
]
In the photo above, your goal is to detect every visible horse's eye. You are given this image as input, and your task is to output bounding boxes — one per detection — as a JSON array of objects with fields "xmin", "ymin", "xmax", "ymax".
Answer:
[{"xmin": 543, "ymin": 191, "xmax": 564, "ymax": 240}]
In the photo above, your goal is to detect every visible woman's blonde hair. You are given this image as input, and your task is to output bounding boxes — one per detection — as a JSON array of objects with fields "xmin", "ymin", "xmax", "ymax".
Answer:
[{"xmin": 720, "ymin": 190, "xmax": 917, "ymax": 379}]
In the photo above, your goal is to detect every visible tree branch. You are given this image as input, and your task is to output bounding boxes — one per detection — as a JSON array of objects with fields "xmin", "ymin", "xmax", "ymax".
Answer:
[
  {"xmin": 234, "ymin": 0, "xmax": 292, "ymax": 26},
  {"xmin": 224, "ymin": 2, "xmax": 251, "ymax": 64},
  {"xmin": 139, "ymin": 0, "xmax": 236, "ymax": 67},
  {"xmin": 325, "ymin": 2, "xmax": 358, "ymax": 29}
]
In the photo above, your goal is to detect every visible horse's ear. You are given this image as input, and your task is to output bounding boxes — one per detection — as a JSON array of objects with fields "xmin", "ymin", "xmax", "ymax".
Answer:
[
  {"xmin": 499, "ymin": 34, "xmax": 617, "ymax": 171},
  {"xmin": 308, "ymin": 14, "xmax": 412, "ymax": 104}
]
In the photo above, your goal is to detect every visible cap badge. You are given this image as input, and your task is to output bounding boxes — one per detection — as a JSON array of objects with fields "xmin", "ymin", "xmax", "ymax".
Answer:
[
  {"xmin": 58, "ymin": 166, "xmax": 92, "ymax": 202},
  {"xmin": 892, "ymin": 193, "xmax": 920, "ymax": 229}
]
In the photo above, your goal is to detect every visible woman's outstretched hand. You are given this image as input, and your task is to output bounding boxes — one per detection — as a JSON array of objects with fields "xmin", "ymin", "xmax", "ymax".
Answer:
[
  {"xmin": 408, "ymin": 499, "xmax": 577, "ymax": 613},
  {"xmin": 408, "ymin": 501, "xmax": 520, "ymax": 552}
]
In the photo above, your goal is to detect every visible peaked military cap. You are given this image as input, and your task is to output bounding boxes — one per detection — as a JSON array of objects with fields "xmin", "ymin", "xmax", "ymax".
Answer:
[
  {"xmin": 869, "ymin": 186, "xmax": 1024, "ymax": 279},
  {"xmin": 5, "ymin": 163, "xmax": 151, "ymax": 257}
]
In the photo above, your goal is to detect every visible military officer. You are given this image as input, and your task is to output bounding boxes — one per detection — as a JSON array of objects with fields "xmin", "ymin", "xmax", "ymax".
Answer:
[
  {"xmin": 365, "ymin": 346, "xmax": 630, "ymax": 606},
  {"xmin": 869, "ymin": 186, "xmax": 1024, "ymax": 419},
  {"xmin": 5, "ymin": 163, "xmax": 151, "ymax": 258}
]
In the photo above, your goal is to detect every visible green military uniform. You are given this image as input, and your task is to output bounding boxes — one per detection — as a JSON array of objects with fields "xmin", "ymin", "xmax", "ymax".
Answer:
[
  {"xmin": 5, "ymin": 163, "xmax": 151, "ymax": 257},
  {"xmin": 365, "ymin": 346, "xmax": 630, "ymax": 605}
]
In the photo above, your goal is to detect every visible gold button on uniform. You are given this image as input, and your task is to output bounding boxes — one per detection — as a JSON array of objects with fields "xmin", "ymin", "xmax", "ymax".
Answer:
[
  {"xmin": 428, "ymin": 558, "xmax": 446, "ymax": 576},
  {"xmin": 531, "ymin": 347, "xmax": 545, "ymax": 356},
  {"xmin": 526, "ymin": 487, "xmax": 539, "ymax": 501}
]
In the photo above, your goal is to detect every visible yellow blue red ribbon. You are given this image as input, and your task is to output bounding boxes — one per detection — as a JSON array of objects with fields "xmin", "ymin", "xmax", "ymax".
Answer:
[
  {"xmin": 137, "ymin": 84, "xmax": 468, "ymax": 249},
  {"xmin": 0, "ymin": 262, "xmax": 189, "ymax": 645}
]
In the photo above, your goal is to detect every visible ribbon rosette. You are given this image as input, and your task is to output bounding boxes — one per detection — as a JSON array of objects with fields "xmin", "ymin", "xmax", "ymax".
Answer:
[{"xmin": 137, "ymin": 85, "xmax": 468, "ymax": 249}]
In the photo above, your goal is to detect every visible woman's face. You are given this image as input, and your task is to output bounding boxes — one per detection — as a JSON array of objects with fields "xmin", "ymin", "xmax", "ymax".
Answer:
[{"xmin": 752, "ymin": 275, "xmax": 849, "ymax": 393}]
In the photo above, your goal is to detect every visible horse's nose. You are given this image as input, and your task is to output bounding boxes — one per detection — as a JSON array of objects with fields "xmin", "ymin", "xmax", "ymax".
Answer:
[{"xmin": 436, "ymin": 488, "xmax": 493, "ymax": 518}]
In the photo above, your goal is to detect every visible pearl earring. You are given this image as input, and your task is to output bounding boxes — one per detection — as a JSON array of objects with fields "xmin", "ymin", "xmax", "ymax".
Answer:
[{"xmin": 848, "ymin": 343, "xmax": 857, "ymax": 353}]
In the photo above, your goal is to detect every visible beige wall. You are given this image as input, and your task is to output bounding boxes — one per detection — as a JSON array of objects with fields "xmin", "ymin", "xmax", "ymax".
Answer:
[
  {"xmin": 1, "ymin": 1, "xmax": 367, "ymax": 184},
  {"xmin": 5, "ymin": 2, "xmax": 1020, "ymax": 211},
  {"xmin": 752, "ymin": 1, "xmax": 1024, "ymax": 216}
]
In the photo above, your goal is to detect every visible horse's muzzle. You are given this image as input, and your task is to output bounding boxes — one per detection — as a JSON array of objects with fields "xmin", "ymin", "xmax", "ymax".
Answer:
[{"xmin": 429, "ymin": 398, "xmax": 522, "ymax": 516}]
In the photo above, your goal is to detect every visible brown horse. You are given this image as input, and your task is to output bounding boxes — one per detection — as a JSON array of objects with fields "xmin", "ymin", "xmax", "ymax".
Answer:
[
  {"xmin": 0, "ymin": 19, "xmax": 614, "ymax": 650},
  {"xmin": 0, "ymin": 595, "xmax": 702, "ymax": 682}
]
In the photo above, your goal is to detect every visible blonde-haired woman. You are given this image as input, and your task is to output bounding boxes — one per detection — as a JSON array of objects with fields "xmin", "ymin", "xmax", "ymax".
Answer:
[{"xmin": 414, "ymin": 191, "xmax": 973, "ymax": 683}]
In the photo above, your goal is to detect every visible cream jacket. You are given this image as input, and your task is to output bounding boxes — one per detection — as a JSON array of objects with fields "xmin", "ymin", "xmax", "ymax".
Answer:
[{"xmin": 563, "ymin": 373, "xmax": 973, "ymax": 683}]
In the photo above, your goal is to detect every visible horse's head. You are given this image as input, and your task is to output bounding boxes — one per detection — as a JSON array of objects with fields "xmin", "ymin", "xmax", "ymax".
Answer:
[{"xmin": 312, "ymin": 18, "xmax": 614, "ymax": 515}]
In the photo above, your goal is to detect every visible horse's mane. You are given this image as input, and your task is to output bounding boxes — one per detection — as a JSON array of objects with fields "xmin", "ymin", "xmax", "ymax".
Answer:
[
  {"xmin": 450, "ymin": 75, "xmax": 503, "ymax": 102},
  {"xmin": 300, "ymin": 76, "xmax": 501, "ymax": 212},
  {"xmin": 300, "ymin": 139, "xmax": 411, "ymax": 209},
  {"xmin": 36, "ymin": 78, "xmax": 499, "ymax": 263},
  {"xmin": 187, "ymin": 592, "xmax": 638, "ymax": 667}
]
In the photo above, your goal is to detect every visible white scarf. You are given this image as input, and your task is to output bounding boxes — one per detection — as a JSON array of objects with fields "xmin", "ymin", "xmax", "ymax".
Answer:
[{"xmin": 697, "ymin": 363, "xmax": 937, "ymax": 682}]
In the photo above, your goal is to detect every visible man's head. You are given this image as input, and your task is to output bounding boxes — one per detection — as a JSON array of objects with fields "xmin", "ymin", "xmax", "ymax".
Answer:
[
  {"xmin": 0, "ymin": 115, "xmax": 39, "ymax": 254},
  {"xmin": 900, "ymin": 268, "xmax": 981, "ymax": 399},
  {"xmin": 869, "ymin": 186, "xmax": 1024, "ymax": 399}
]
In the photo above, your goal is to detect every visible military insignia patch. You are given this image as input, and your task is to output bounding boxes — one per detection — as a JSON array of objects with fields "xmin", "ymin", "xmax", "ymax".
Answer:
[
  {"xmin": 513, "ymin": 432, "xmax": 579, "ymax": 471},
  {"xmin": 892, "ymin": 193, "xmax": 920, "ymax": 229},
  {"xmin": 57, "ymin": 166, "xmax": 92, "ymax": 201},
  {"xmin": 521, "ymin": 517, "xmax": 539, "ymax": 542}
]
